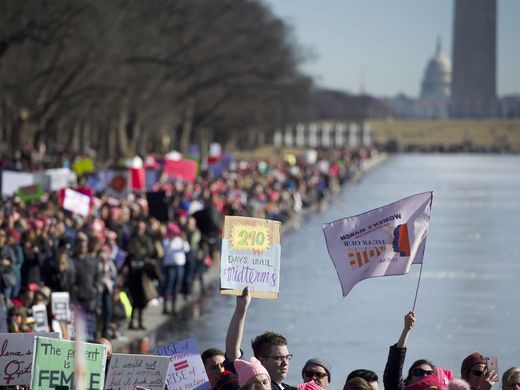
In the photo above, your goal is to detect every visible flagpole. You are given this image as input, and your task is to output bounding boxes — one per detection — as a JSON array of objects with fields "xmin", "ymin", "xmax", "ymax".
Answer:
[{"xmin": 412, "ymin": 262, "xmax": 424, "ymax": 312}]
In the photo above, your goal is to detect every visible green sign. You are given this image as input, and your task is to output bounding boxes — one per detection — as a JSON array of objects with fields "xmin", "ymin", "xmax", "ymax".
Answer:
[
  {"xmin": 31, "ymin": 336, "xmax": 107, "ymax": 390},
  {"xmin": 16, "ymin": 183, "xmax": 44, "ymax": 202}
]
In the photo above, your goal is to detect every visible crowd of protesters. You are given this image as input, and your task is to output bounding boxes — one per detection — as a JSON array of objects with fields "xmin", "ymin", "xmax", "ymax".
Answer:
[
  {"xmin": 201, "ymin": 289, "xmax": 519, "ymax": 390},
  {"xmin": 0, "ymin": 144, "xmax": 377, "ymax": 341}
]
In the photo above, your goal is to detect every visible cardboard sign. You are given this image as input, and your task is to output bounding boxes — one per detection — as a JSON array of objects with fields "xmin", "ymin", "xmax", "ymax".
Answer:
[
  {"xmin": 51, "ymin": 292, "xmax": 71, "ymax": 322},
  {"xmin": 156, "ymin": 338, "xmax": 209, "ymax": 390},
  {"xmin": 63, "ymin": 188, "xmax": 91, "ymax": 217},
  {"xmin": 32, "ymin": 304, "xmax": 50, "ymax": 332},
  {"xmin": 104, "ymin": 353, "xmax": 170, "ymax": 389},
  {"xmin": 0, "ymin": 332, "xmax": 59, "ymax": 386},
  {"xmin": 31, "ymin": 336, "xmax": 107, "ymax": 390},
  {"xmin": 220, "ymin": 216, "xmax": 281, "ymax": 299}
]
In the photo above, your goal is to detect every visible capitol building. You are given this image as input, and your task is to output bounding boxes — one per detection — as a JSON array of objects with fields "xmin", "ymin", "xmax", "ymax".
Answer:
[{"xmin": 378, "ymin": 39, "xmax": 453, "ymax": 119}]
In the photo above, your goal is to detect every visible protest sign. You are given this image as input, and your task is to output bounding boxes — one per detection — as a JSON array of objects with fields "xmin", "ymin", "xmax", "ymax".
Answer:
[
  {"xmin": 31, "ymin": 336, "xmax": 107, "ymax": 390},
  {"xmin": 322, "ymin": 192, "xmax": 433, "ymax": 297},
  {"xmin": 164, "ymin": 159, "xmax": 198, "ymax": 182},
  {"xmin": 16, "ymin": 183, "xmax": 44, "ymax": 202},
  {"xmin": 220, "ymin": 216, "xmax": 281, "ymax": 299},
  {"xmin": 156, "ymin": 338, "xmax": 209, "ymax": 390},
  {"xmin": 104, "ymin": 353, "xmax": 170, "ymax": 390},
  {"xmin": 44, "ymin": 168, "xmax": 77, "ymax": 191},
  {"xmin": 73, "ymin": 156, "xmax": 95, "ymax": 176},
  {"xmin": 1, "ymin": 170, "xmax": 36, "ymax": 197},
  {"xmin": 51, "ymin": 292, "xmax": 71, "ymax": 322},
  {"xmin": 146, "ymin": 191, "xmax": 169, "ymax": 222},
  {"xmin": 129, "ymin": 167, "xmax": 145, "ymax": 190},
  {"xmin": 63, "ymin": 188, "xmax": 91, "ymax": 217},
  {"xmin": 105, "ymin": 170, "xmax": 130, "ymax": 199},
  {"xmin": 0, "ymin": 332, "xmax": 58, "ymax": 386},
  {"xmin": 32, "ymin": 304, "xmax": 50, "ymax": 332}
]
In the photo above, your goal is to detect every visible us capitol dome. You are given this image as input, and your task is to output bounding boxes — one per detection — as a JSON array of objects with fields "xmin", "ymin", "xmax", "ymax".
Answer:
[{"xmin": 420, "ymin": 38, "xmax": 451, "ymax": 100}]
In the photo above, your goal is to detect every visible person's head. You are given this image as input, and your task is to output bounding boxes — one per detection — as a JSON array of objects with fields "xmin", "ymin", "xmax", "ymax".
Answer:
[
  {"xmin": 214, "ymin": 370, "xmax": 240, "ymax": 390},
  {"xmin": 234, "ymin": 357, "xmax": 271, "ymax": 390},
  {"xmin": 201, "ymin": 348, "xmax": 226, "ymax": 387},
  {"xmin": 460, "ymin": 352, "xmax": 486, "ymax": 389},
  {"xmin": 344, "ymin": 377, "xmax": 374, "ymax": 390},
  {"xmin": 252, "ymin": 332, "xmax": 290, "ymax": 384},
  {"xmin": 448, "ymin": 379, "xmax": 471, "ymax": 390},
  {"xmin": 0, "ymin": 228, "xmax": 7, "ymax": 246},
  {"xmin": 346, "ymin": 369, "xmax": 379, "ymax": 390},
  {"xmin": 405, "ymin": 360, "xmax": 437, "ymax": 386},
  {"xmin": 75, "ymin": 232, "xmax": 89, "ymax": 255},
  {"xmin": 302, "ymin": 358, "xmax": 331, "ymax": 389},
  {"xmin": 502, "ymin": 367, "xmax": 520, "ymax": 390},
  {"xmin": 405, "ymin": 367, "xmax": 454, "ymax": 390}
]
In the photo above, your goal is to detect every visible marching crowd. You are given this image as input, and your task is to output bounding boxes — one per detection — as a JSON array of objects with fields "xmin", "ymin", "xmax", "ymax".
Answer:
[
  {"xmin": 0, "ymin": 146, "xmax": 372, "ymax": 340},
  {"xmin": 200, "ymin": 289, "xmax": 519, "ymax": 390}
]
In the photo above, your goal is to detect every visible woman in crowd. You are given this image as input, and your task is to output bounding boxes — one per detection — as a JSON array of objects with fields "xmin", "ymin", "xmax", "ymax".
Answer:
[{"xmin": 383, "ymin": 311, "xmax": 453, "ymax": 390}]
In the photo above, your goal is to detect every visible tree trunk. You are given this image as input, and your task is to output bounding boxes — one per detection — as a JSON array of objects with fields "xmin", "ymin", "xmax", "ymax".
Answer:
[{"xmin": 179, "ymin": 101, "xmax": 194, "ymax": 154}]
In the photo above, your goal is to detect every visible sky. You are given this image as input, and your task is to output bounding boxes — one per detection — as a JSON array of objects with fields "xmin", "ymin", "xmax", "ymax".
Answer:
[{"xmin": 262, "ymin": 0, "xmax": 520, "ymax": 98}]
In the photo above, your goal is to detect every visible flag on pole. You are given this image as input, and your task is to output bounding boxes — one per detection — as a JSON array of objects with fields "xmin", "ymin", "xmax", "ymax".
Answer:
[{"xmin": 322, "ymin": 192, "xmax": 433, "ymax": 296}]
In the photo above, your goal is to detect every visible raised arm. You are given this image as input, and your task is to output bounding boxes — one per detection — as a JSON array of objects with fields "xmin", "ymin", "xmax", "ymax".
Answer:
[
  {"xmin": 397, "ymin": 311, "xmax": 415, "ymax": 348},
  {"xmin": 225, "ymin": 287, "xmax": 251, "ymax": 361},
  {"xmin": 383, "ymin": 311, "xmax": 416, "ymax": 390}
]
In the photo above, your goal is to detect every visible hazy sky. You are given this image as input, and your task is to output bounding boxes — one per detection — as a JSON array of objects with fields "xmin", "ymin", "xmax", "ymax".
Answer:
[{"xmin": 262, "ymin": 0, "xmax": 520, "ymax": 98}]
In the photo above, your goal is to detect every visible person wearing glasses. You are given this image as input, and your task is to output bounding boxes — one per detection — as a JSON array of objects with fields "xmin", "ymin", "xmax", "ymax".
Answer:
[
  {"xmin": 501, "ymin": 367, "xmax": 520, "ymax": 390},
  {"xmin": 460, "ymin": 353, "xmax": 498, "ymax": 390},
  {"xmin": 224, "ymin": 287, "xmax": 295, "ymax": 390},
  {"xmin": 251, "ymin": 332, "xmax": 296, "ymax": 390},
  {"xmin": 301, "ymin": 358, "xmax": 331, "ymax": 389},
  {"xmin": 383, "ymin": 311, "xmax": 453, "ymax": 390}
]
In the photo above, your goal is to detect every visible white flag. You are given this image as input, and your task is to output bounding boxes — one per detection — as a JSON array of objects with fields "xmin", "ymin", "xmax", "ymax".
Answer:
[{"xmin": 322, "ymin": 192, "xmax": 433, "ymax": 296}]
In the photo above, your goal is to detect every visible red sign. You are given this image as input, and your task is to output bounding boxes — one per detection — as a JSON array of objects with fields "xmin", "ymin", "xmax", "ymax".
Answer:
[{"xmin": 164, "ymin": 159, "xmax": 198, "ymax": 182}]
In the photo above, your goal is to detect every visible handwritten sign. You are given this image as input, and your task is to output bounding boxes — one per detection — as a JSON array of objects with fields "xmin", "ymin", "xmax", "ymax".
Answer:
[
  {"xmin": 31, "ymin": 336, "xmax": 107, "ymax": 390},
  {"xmin": 156, "ymin": 338, "xmax": 209, "ymax": 390},
  {"xmin": 104, "ymin": 353, "xmax": 170, "ymax": 389},
  {"xmin": 51, "ymin": 292, "xmax": 71, "ymax": 322},
  {"xmin": 220, "ymin": 216, "xmax": 281, "ymax": 299},
  {"xmin": 0, "ymin": 332, "xmax": 58, "ymax": 386},
  {"xmin": 63, "ymin": 188, "xmax": 91, "ymax": 217},
  {"xmin": 32, "ymin": 304, "xmax": 50, "ymax": 332}
]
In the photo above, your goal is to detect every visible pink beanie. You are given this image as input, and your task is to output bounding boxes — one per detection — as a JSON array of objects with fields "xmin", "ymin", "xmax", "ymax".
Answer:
[
  {"xmin": 234, "ymin": 357, "xmax": 270, "ymax": 387},
  {"xmin": 405, "ymin": 368, "xmax": 454, "ymax": 390},
  {"xmin": 298, "ymin": 381, "xmax": 322, "ymax": 390}
]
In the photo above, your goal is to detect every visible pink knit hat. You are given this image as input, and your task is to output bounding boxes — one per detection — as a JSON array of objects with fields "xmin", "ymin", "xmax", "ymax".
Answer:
[
  {"xmin": 405, "ymin": 368, "xmax": 454, "ymax": 390},
  {"xmin": 234, "ymin": 357, "xmax": 270, "ymax": 387},
  {"xmin": 297, "ymin": 381, "xmax": 322, "ymax": 390}
]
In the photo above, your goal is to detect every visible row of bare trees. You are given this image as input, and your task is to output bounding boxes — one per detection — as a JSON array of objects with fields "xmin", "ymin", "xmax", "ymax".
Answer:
[{"xmin": 0, "ymin": 0, "xmax": 313, "ymax": 162}]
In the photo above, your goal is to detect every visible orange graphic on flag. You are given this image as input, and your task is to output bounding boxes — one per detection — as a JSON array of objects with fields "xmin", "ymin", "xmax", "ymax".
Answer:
[{"xmin": 348, "ymin": 246, "xmax": 384, "ymax": 269}]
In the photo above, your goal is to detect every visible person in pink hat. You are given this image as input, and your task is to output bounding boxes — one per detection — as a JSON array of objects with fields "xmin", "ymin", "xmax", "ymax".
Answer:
[
  {"xmin": 234, "ymin": 357, "xmax": 271, "ymax": 390},
  {"xmin": 383, "ymin": 311, "xmax": 454, "ymax": 390}
]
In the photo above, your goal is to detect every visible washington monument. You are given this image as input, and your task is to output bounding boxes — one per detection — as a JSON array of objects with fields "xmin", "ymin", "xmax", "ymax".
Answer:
[{"xmin": 451, "ymin": 0, "xmax": 497, "ymax": 118}]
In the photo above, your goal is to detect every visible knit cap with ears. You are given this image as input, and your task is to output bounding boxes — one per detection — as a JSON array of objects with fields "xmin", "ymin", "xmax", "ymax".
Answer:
[{"xmin": 234, "ymin": 357, "xmax": 271, "ymax": 387}]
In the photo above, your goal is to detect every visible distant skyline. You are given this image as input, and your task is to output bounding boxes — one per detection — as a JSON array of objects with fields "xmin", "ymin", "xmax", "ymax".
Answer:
[{"xmin": 262, "ymin": 0, "xmax": 520, "ymax": 98}]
